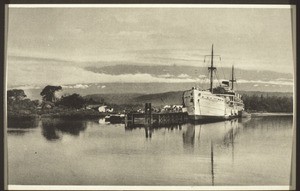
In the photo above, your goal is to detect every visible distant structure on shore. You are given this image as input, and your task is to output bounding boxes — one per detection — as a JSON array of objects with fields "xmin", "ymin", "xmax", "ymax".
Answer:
[{"xmin": 86, "ymin": 104, "xmax": 114, "ymax": 113}]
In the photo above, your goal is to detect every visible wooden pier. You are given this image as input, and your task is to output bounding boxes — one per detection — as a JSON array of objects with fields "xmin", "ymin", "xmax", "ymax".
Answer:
[{"xmin": 125, "ymin": 103, "xmax": 188, "ymax": 128}]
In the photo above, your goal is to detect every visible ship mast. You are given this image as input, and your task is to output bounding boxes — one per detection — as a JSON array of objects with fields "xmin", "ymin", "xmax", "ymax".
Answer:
[
  {"xmin": 230, "ymin": 65, "xmax": 236, "ymax": 90},
  {"xmin": 208, "ymin": 44, "xmax": 216, "ymax": 93}
]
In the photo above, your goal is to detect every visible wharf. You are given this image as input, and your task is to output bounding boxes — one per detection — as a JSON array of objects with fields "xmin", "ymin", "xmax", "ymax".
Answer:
[
  {"xmin": 125, "ymin": 103, "xmax": 188, "ymax": 128},
  {"xmin": 125, "ymin": 112, "xmax": 188, "ymax": 128}
]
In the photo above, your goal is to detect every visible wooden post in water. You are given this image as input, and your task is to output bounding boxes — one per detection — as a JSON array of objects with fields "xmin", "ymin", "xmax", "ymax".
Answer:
[
  {"xmin": 158, "ymin": 114, "xmax": 161, "ymax": 125},
  {"xmin": 145, "ymin": 103, "xmax": 152, "ymax": 125},
  {"xmin": 145, "ymin": 127, "xmax": 149, "ymax": 138},
  {"xmin": 145, "ymin": 103, "xmax": 152, "ymax": 138},
  {"xmin": 132, "ymin": 114, "xmax": 134, "ymax": 125}
]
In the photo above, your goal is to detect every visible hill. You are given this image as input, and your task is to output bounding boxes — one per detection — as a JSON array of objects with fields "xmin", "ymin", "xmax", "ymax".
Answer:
[
  {"xmin": 84, "ymin": 90, "xmax": 293, "ymax": 108},
  {"xmin": 134, "ymin": 91, "xmax": 184, "ymax": 106},
  {"xmin": 84, "ymin": 91, "xmax": 183, "ymax": 107},
  {"xmin": 84, "ymin": 93, "xmax": 143, "ymax": 105}
]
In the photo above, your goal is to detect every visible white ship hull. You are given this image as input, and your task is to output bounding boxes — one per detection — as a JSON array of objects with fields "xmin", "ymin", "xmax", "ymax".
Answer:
[
  {"xmin": 183, "ymin": 88, "xmax": 239, "ymax": 121},
  {"xmin": 181, "ymin": 45, "xmax": 244, "ymax": 121}
]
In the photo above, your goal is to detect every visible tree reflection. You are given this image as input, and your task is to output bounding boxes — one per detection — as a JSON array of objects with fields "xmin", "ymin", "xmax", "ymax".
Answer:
[
  {"xmin": 7, "ymin": 117, "xmax": 39, "ymax": 129},
  {"xmin": 42, "ymin": 122, "xmax": 61, "ymax": 141},
  {"xmin": 41, "ymin": 118, "xmax": 87, "ymax": 141},
  {"xmin": 242, "ymin": 116, "xmax": 292, "ymax": 131}
]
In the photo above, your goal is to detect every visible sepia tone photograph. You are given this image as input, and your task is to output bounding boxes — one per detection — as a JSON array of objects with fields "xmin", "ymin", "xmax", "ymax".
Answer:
[{"xmin": 5, "ymin": 4, "xmax": 295, "ymax": 190}]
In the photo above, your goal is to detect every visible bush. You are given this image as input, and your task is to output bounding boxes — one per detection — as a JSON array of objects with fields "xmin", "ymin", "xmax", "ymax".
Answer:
[
  {"xmin": 57, "ymin": 93, "xmax": 86, "ymax": 109},
  {"xmin": 242, "ymin": 94, "xmax": 293, "ymax": 112}
]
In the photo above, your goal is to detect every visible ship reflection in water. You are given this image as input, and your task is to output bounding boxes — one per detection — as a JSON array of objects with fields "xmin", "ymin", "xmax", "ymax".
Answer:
[
  {"xmin": 182, "ymin": 119, "xmax": 241, "ymax": 185},
  {"xmin": 7, "ymin": 116, "xmax": 292, "ymax": 186},
  {"xmin": 126, "ymin": 118, "xmax": 242, "ymax": 186},
  {"xmin": 182, "ymin": 119, "xmax": 240, "ymax": 150}
]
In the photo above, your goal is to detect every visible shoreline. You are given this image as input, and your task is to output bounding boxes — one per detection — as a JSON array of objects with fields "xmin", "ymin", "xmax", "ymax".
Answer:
[
  {"xmin": 7, "ymin": 111, "xmax": 293, "ymax": 120},
  {"xmin": 250, "ymin": 112, "xmax": 293, "ymax": 117},
  {"xmin": 7, "ymin": 110, "xmax": 108, "ymax": 120}
]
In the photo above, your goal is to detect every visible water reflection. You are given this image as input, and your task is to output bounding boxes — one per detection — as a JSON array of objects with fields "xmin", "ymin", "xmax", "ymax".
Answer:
[
  {"xmin": 182, "ymin": 119, "xmax": 240, "ymax": 185},
  {"xmin": 242, "ymin": 116, "xmax": 292, "ymax": 131},
  {"xmin": 211, "ymin": 140, "xmax": 214, "ymax": 186},
  {"xmin": 41, "ymin": 118, "xmax": 87, "ymax": 141},
  {"xmin": 7, "ymin": 117, "xmax": 40, "ymax": 136},
  {"xmin": 7, "ymin": 116, "xmax": 293, "ymax": 186},
  {"xmin": 98, "ymin": 117, "xmax": 110, "ymax": 124},
  {"xmin": 145, "ymin": 127, "xmax": 153, "ymax": 138},
  {"xmin": 182, "ymin": 125, "xmax": 195, "ymax": 149},
  {"xmin": 7, "ymin": 117, "xmax": 39, "ymax": 129},
  {"xmin": 182, "ymin": 119, "xmax": 240, "ymax": 149},
  {"xmin": 7, "ymin": 129, "xmax": 31, "ymax": 136},
  {"xmin": 126, "ymin": 124, "xmax": 183, "ymax": 139}
]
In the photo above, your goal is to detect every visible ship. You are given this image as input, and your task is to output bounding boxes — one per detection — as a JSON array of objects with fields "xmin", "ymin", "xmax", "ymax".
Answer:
[{"xmin": 182, "ymin": 45, "xmax": 244, "ymax": 121}]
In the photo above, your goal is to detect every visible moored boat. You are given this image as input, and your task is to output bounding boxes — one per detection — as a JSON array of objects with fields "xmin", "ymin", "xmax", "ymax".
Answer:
[
  {"xmin": 183, "ymin": 45, "xmax": 244, "ymax": 122},
  {"xmin": 105, "ymin": 114, "xmax": 125, "ymax": 124}
]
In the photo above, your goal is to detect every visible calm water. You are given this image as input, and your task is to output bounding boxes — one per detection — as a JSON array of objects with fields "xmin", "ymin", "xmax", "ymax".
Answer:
[{"xmin": 7, "ymin": 116, "xmax": 293, "ymax": 186}]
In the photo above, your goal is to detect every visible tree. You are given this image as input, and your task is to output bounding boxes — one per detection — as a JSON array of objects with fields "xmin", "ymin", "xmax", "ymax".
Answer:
[
  {"xmin": 58, "ymin": 93, "xmax": 85, "ymax": 109},
  {"xmin": 85, "ymin": 97, "xmax": 104, "ymax": 104},
  {"xmin": 40, "ymin": 85, "xmax": 62, "ymax": 102},
  {"xmin": 7, "ymin": 89, "xmax": 26, "ymax": 101},
  {"xmin": 7, "ymin": 88, "xmax": 39, "ymax": 114}
]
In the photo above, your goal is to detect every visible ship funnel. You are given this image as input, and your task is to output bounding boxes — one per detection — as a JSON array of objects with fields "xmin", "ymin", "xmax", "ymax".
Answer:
[{"xmin": 222, "ymin": 80, "xmax": 230, "ymax": 87}]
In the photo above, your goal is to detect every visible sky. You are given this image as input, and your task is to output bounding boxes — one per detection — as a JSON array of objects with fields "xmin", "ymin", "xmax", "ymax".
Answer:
[{"xmin": 7, "ymin": 6, "xmax": 294, "ymax": 89}]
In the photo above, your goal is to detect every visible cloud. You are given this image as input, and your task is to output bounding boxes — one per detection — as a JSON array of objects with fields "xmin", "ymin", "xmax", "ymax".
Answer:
[
  {"xmin": 6, "ymin": 56, "xmax": 294, "ymax": 88},
  {"xmin": 199, "ymin": 74, "xmax": 206, "ymax": 79},
  {"xmin": 177, "ymin": 74, "xmax": 190, "ymax": 78},
  {"xmin": 253, "ymin": 84, "xmax": 259, "ymax": 87},
  {"xmin": 238, "ymin": 79, "xmax": 293, "ymax": 86},
  {"xmin": 8, "ymin": 85, "xmax": 42, "ymax": 90},
  {"xmin": 62, "ymin": 84, "xmax": 90, "ymax": 89},
  {"xmin": 7, "ymin": 62, "xmax": 201, "ymax": 88},
  {"xmin": 99, "ymin": 85, "xmax": 106, "ymax": 89},
  {"xmin": 275, "ymin": 78, "xmax": 293, "ymax": 82},
  {"xmin": 157, "ymin": 73, "xmax": 174, "ymax": 78}
]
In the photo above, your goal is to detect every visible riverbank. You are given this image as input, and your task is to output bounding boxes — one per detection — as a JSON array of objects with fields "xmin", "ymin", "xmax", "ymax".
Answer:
[
  {"xmin": 8, "ymin": 110, "xmax": 293, "ymax": 120},
  {"xmin": 8, "ymin": 109, "xmax": 108, "ymax": 120},
  {"xmin": 250, "ymin": 112, "xmax": 293, "ymax": 117}
]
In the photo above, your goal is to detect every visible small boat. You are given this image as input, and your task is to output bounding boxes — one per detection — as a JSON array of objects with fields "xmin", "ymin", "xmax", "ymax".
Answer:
[
  {"xmin": 104, "ymin": 114, "xmax": 125, "ymax": 124},
  {"xmin": 241, "ymin": 111, "xmax": 251, "ymax": 118}
]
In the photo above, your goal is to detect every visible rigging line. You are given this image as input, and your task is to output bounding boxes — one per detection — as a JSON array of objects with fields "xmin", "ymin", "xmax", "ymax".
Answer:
[
  {"xmin": 220, "ymin": 61, "xmax": 226, "ymax": 80},
  {"xmin": 235, "ymin": 69, "xmax": 239, "ymax": 90},
  {"xmin": 202, "ymin": 57, "xmax": 209, "ymax": 89},
  {"xmin": 205, "ymin": 70, "xmax": 210, "ymax": 89},
  {"xmin": 198, "ymin": 56, "xmax": 205, "ymax": 88},
  {"xmin": 200, "ymin": 63, "xmax": 206, "ymax": 88},
  {"xmin": 214, "ymin": 70, "xmax": 221, "ymax": 86},
  {"xmin": 214, "ymin": 55, "xmax": 226, "ymax": 80}
]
